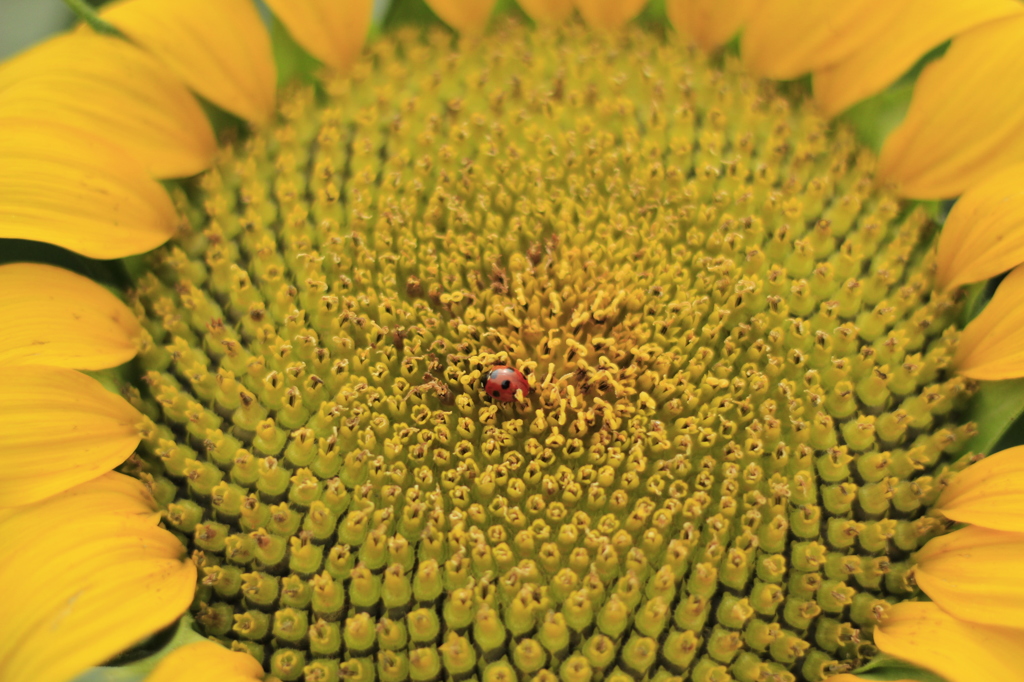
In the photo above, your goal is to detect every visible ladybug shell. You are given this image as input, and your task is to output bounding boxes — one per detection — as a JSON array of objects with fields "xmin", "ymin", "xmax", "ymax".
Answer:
[{"xmin": 484, "ymin": 366, "xmax": 530, "ymax": 402}]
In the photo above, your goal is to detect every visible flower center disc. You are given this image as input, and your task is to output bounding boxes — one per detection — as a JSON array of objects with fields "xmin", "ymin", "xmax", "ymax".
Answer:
[{"xmin": 129, "ymin": 20, "xmax": 976, "ymax": 682}]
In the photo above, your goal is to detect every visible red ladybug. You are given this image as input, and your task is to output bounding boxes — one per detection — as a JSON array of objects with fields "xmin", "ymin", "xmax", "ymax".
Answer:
[{"xmin": 483, "ymin": 366, "xmax": 530, "ymax": 402}]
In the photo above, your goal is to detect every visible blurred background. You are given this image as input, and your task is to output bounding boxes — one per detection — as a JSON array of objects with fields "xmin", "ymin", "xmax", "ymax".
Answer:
[{"xmin": 0, "ymin": 0, "xmax": 74, "ymax": 59}]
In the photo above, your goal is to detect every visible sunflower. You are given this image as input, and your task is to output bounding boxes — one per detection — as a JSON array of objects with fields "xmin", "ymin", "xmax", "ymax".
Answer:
[{"xmin": 3, "ymin": 1, "xmax": 1024, "ymax": 681}]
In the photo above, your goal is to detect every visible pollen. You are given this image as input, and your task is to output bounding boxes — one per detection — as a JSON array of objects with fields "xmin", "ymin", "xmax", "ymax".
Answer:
[{"xmin": 128, "ymin": 19, "xmax": 976, "ymax": 682}]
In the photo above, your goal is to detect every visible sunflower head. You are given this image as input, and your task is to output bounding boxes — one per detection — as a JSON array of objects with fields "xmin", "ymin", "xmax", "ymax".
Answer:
[
  {"xmin": 5, "ymin": 3, "xmax": 1024, "ymax": 682},
  {"xmin": 124, "ymin": 16, "xmax": 978, "ymax": 682}
]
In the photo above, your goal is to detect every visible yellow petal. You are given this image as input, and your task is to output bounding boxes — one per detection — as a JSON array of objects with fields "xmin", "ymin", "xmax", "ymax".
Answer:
[
  {"xmin": 0, "ymin": 263, "xmax": 141, "ymax": 370},
  {"xmin": 0, "ymin": 32, "xmax": 216, "ymax": 179},
  {"xmin": 666, "ymin": 0, "xmax": 756, "ymax": 52},
  {"xmin": 0, "ymin": 475, "xmax": 195, "ymax": 682},
  {"xmin": 0, "ymin": 472, "xmax": 159, "ymax": 562},
  {"xmin": 936, "ymin": 446, "xmax": 1024, "ymax": 532},
  {"xmin": 824, "ymin": 677, "xmax": 914, "ymax": 682},
  {"xmin": 0, "ymin": 118, "xmax": 177, "ymax": 259},
  {"xmin": 955, "ymin": 264, "xmax": 1024, "ymax": 380},
  {"xmin": 741, "ymin": 0, "xmax": 902, "ymax": 80},
  {"xmin": 146, "ymin": 642, "xmax": 264, "ymax": 682},
  {"xmin": 0, "ymin": 365, "xmax": 141, "ymax": 508},
  {"xmin": 574, "ymin": 0, "xmax": 648, "ymax": 31},
  {"xmin": 813, "ymin": 0, "xmax": 1023, "ymax": 117},
  {"xmin": 877, "ymin": 14, "xmax": 1024, "ymax": 199},
  {"xmin": 264, "ymin": 0, "xmax": 372, "ymax": 73},
  {"xmin": 424, "ymin": 0, "xmax": 497, "ymax": 36},
  {"xmin": 913, "ymin": 526, "xmax": 1024, "ymax": 628},
  {"xmin": 874, "ymin": 602, "xmax": 1024, "ymax": 682},
  {"xmin": 935, "ymin": 163, "xmax": 1024, "ymax": 290},
  {"xmin": 101, "ymin": 0, "xmax": 276, "ymax": 126},
  {"xmin": 517, "ymin": 0, "xmax": 575, "ymax": 25}
]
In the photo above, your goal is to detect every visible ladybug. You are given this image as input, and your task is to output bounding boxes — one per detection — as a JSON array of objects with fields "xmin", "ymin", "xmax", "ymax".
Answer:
[{"xmin": 483, "ymin": 365, "xmax": 530, "ymax": 402}]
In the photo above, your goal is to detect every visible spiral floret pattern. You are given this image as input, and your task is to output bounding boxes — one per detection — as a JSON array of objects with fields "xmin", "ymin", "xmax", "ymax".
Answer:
[{"xmin": 127, "ymin": 21, "xmax": 976, "ymax": 682}]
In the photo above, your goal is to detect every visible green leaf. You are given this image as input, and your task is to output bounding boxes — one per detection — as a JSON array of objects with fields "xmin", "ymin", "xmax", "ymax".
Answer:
[
  {"xmin": 383, "ymin": 0, "xmax": 443, "ymax": 29},
  {"xmin": 967, "ymin": 377, "xmax": 1024, "ymax": 454},
  {"xmin": 69, "ymin": 667, "xmax": 147, "ymax": 682},
  {"xmin": 851, "ymin": 655, "xmax": 951, "ymax": 682},
  {"xmin": 639, "ymin": 0, "xmax": 668, "ymax": 24},
  {"xmin": 854, "ymin": 655, "xmax": 909, "ymax": 674},
  {"xmin": 853, "ymin": 666, "xmax": 949, "ymax": 682},
  {"xmin": 959, "ymin": 280, "xmax": 990, "ymax": 327},
  {"xmin": 270, "ymin": 15, "xmax": 321, "ymax": 87},
  {"xmin": 838, "ymin": 80, "xmax": 913, "ymax": 154},
  {"xmin": 495, "ymin": 0, "xmax": 528, "ymax": 18},
  {"xmin": 62, "ymin": 0, "xmax": 122, "ymax": 36}
]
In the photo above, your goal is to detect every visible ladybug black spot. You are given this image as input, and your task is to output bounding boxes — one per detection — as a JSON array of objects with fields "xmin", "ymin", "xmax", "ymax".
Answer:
[
  {"xmin": 492, "ymin": 390, "xmax": 501, "ymax": 397},
  {"xmin": 501, "ymin": 380, "xmax": 511, "ymax": 389}
]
